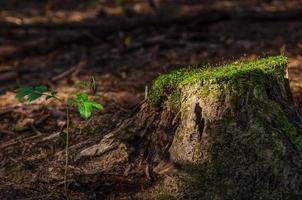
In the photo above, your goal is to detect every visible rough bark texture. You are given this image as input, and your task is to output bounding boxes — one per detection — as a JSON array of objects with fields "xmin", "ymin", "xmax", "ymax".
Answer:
[{"xmin": 77, "ymin": 56, "xmax": 302, "ymax": 199}]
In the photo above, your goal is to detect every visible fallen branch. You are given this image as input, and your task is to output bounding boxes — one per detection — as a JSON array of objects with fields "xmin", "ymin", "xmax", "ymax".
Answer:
[
  {"xmin": 0, "ymin": 71, "xmax": 18, "ymax": 82},
  {"xmin": 51, "ymin": 53, "xmax": 87, "ymax": 82},
  {"xmin": 0, "ymin": 9, "xmax": 301, "ymax": 32},
  {"xmin": 0, "ymin": 10, "xmax": 227, "ymax": 61}
]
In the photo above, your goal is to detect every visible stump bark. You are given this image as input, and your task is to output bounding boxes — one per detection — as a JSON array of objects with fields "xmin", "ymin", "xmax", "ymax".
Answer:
[{"xmin": 77, "ymin": 56, "xmax": 302, "ymax": 199}]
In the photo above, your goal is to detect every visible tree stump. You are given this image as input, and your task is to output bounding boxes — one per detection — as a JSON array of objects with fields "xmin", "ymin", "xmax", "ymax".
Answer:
[{"xmin": 77, "ymin": 56, "xmax": 302, "ymax": 199}]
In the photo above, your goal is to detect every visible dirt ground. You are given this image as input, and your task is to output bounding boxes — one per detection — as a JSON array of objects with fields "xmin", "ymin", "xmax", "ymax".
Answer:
[{"xmin": 1, "ymin": 0, "xmax": 302, "ymax": 199}]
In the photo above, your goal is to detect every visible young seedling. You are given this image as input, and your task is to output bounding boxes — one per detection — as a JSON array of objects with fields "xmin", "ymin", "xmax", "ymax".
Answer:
[{"xmin": 15, "ymin": 77, "xmax": 104, "ymax": 198}]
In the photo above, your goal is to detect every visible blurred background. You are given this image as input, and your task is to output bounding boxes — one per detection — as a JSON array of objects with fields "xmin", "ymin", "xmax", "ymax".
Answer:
[
  {"xmin": 0, "ymin": 0, "xmax": 301, "ymax": 96},
  {"xmin": 1, "ymin": 0, "xmax": 302, "ymax": 105}
]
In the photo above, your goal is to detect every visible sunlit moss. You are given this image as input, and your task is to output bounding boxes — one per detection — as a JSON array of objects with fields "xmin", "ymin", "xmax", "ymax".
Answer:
[
  {"xmin": 149, "ymin": 56, "xmax": 287, "ymax": 106},
  {"xmin": 169, "ymin": 89, "xmax": 181, "ymax": 112}
]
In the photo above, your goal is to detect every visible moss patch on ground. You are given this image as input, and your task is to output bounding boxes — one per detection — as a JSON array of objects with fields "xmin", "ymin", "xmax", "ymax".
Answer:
[{"xmin": 149, "ymin": 56, "xmax": 287, "ymax": 106}]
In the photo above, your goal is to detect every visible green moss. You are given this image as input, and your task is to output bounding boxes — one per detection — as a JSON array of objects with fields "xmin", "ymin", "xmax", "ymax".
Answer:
[
  {"xmin": 255, "ymin": 99, "xmax": 302, "ymax": 150},
  {"xmin": 274, "ymin": 109, "xmax": 296, "ymax": 139},
  {"xmin": 272, "ymin": 107, "xmax": 302, "ymax": 149},
  {"xmin": 149, "ymin": 56, "xmax": 287, "ymax": 106},
  {"xmin": 169, "ymin": 89, "xmax": 181, "ymax": 112}
]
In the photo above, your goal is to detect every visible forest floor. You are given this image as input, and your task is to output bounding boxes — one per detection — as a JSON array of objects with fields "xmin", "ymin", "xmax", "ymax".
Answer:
[{"xmin": 1, "ymin": 0, "xmax": 302, "ymax": 199}]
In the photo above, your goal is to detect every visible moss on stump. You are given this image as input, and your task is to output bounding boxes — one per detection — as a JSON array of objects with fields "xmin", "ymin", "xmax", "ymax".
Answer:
[
  {"xmin": 149, "ymin": 56, "xmax": 287, "ymax": 106},
  {"xmin": 146, "ymin": 56, "xmax": 302, "ymax": 199}
]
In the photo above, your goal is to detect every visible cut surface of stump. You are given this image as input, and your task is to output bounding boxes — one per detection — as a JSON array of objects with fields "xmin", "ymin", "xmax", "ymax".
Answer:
[{"xmin": 76, "ymin": 56, "xmax": 302, "ymax": 199}]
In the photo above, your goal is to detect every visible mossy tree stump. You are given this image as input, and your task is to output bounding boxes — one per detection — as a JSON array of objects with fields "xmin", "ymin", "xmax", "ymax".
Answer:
[{"xmin": 78, "ymin": 56, "xmax": 302, "ymax": 199}]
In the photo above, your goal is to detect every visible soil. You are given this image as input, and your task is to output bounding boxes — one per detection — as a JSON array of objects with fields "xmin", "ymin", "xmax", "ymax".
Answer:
[{"xmin": 1, "ymin": 0, "xmax": 302, "ymax": 199}]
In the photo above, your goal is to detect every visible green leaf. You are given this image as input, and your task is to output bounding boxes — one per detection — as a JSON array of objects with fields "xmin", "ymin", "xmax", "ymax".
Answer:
[
  {"xmin": 35, "ymin": 85, "xmax": 48, "ymax": 93},
  {"xmin": 78, "ymin": 101, "xmax": 93, "ymax": 120},
  {"xmin": 90, "ymin": 101, "xmax": 104, "ymax": 110},
  {"xmin": 75, "ymin": 92, "xmax": 89, "ymax": 102},
  {"xmin": 15, "ymin": 86, "xmax": 33, "ymax": 100},
  {"xmin": 27, "ymin": 92, "xmax": 43, "ymax": 102},
  {"xmin": 69, "ymin": 92, "xmax": 104, "ymax": 120}
]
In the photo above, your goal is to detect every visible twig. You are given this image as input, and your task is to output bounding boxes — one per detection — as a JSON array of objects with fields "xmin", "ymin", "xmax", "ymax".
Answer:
[
  {"xmin": 34, "ymin": 114, "xmax": 50, "ymax": 125},
  {"xmin": 70, "ymin": 53, "xmax": 87, "ymax": 82},
  {"xmin": 64, "ymin": 104, "xmax": 70, "ymax": 199},
  {"xmin": 0, "ymin": 129, "xmax": 16, "ymax": 135},
  {"xmin": 51, "ymin": 66, "xmax": 77, "ymax": 82},
  {"xmin": 51, "ymin": 54, "xmax": 86, "ymax": 82},
  {"xmin": 144, "ymin": 85, "xmax": 148, "ymax": 100},
  {"xmin": 21, "ymin": 194, "xmax": 51, "ymax": 200},
  {"xmin": 30, "ymin": 124, "xmax": 42, "ymax": 135},
  {"xmin": 42, "ymin": 131, "xmax": 61, "ymax": 141}
]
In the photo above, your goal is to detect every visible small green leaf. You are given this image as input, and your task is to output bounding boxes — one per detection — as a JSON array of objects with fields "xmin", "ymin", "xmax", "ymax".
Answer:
[
  {"xmin": 27, "ymin": 92, "xmax": 43, "ymax": 102},
  {"xmin": 16, "ymin": 86, "xmax": 33, "ymax": 100},
  {"xmin": 70, "ymin": 92, "xmax": 104, "ymax": 120},
  {"xmin": 35, "ymin": 85, "xmax": 48, "ymax": 93},
  {"xmin": 79, "ymin": 102, "xmax": 93, "ymax": 120},
  {"xmin": 90, "ymin": 101, "xmax": 104, "ymax": 110},
  {"xmin": 76, "ymin": 92, "xmax": 89, "ymax": 101}
]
